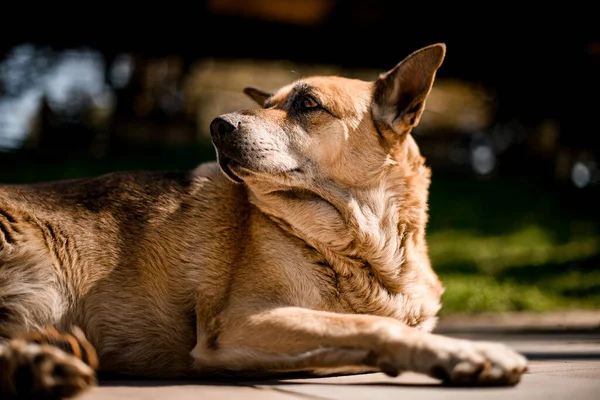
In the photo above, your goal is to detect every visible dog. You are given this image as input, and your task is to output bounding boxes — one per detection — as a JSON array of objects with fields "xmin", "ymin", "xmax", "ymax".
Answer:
[{"xmin": 0, "ymin": 43, "xmax": 527, "ymax": 398}]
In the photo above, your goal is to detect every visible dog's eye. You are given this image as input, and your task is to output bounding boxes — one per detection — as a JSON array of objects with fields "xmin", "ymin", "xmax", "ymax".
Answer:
[{"xmin": 301, "ymin": 96, "xmax": 320, "ymax": 110}]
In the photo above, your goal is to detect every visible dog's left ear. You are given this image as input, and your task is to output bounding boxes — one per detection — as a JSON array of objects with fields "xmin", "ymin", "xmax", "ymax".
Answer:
[
  {"xmin": 243, "ymin": 87, "xmax": 273, "ymax": 108},
  {"xmin": 372, "ymin": 43, "xmax": 446, "ymax": 137}
]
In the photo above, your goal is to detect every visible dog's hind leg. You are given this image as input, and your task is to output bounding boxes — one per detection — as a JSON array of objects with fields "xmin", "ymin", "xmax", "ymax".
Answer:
[
  {"xmin": 0, "ymin": 326, "xmax": 97, "ymax": 399},
  {"xmin": 1, "ymin": 210, "xmax": 96, "ymax": 397}
]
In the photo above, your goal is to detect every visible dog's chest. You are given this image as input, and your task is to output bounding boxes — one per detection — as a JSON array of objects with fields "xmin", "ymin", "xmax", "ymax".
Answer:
[
  {"xmin": 256, "ymin": 198, "xmax": 439, "ymax": 330},
  {"xmin": 305, "ymin": 252, "xmax": 431, "ymax": 328}
]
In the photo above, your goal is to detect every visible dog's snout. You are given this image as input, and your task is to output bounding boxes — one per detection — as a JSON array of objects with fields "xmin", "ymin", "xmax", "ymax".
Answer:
[{"xmin": 210, "ymin": 116, "xmax": 238, "ymax": 140}]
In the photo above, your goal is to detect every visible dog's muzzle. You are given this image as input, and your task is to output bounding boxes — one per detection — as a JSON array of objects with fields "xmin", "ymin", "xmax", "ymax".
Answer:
[{"xmin": 210, "ymin": 115, "xmax": 244, "ymax": 183}]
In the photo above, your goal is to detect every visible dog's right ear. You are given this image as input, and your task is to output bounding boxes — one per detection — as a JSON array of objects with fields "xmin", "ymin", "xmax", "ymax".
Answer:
[
  {"xmin": 372, "ymin": 43, "xmax": 446, "ymax": 138},
  {"xmin": 243, "ymin": 87, "xmax": 273, "ymax": 108}
]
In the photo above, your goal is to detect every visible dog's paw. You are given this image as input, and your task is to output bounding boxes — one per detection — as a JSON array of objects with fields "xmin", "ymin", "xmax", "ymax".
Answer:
[
  {"xmin": 375, "ymin": 333, "xmax": 528, "ymax": 386},
  {"xmin": 0, "ymin": 339, "xmax": 96, "ymax": 398},
  {"xmin": 420, "ymin": 337, "xmax": 528, "ymax": 386}
]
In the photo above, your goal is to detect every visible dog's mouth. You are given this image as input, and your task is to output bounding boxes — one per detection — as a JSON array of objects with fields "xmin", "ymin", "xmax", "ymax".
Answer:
[
  {"xmin": 217, "ymin": 153, "xmax": 244, "ymax": 183},
  {"xmin": 217, "ymin": 150, "xmax": 307, "ymax": 184}
]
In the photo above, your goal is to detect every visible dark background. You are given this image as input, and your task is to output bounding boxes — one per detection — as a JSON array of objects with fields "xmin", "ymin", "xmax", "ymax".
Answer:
[{"xmin": 1, "ymin": 1, "xmax": 598, "ymax": 313}]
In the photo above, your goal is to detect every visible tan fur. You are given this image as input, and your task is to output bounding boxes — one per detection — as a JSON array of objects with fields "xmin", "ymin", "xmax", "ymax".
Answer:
[{"xmin": 0, "ymin": 44, "xmax": 527, "ymax": 397}]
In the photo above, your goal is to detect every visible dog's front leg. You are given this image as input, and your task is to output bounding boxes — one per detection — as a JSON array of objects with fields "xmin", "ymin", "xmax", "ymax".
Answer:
[{"xmin": 192, "ymin": 307, "xmax": 527, "ymax": 386}]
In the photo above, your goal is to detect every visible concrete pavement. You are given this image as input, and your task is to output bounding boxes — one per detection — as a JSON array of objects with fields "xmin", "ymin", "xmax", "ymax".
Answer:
[{"xmin": 82, "ymin": 311, "xmax": 600, "ymax": 400}]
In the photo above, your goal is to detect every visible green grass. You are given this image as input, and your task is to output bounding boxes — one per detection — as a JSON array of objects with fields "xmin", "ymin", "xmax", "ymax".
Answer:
[
  {"xmin": 431, "ymin": 229, "xmax": 600, "ymax": 314},
  {"xmin": 427, "ymin": 177, "xmax": 600, "ymax": 315}
]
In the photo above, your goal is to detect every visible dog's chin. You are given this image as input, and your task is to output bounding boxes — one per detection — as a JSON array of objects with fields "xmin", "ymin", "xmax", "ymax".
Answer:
[{"xmin": 217, "ymin": 155, "xmax": 244, "ymax": 183}]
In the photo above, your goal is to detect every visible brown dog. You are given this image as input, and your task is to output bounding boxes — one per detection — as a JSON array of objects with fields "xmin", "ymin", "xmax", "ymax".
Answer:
[{"xmin": 0, "ymin": 44, "xmax": 527, "ymax": 398}]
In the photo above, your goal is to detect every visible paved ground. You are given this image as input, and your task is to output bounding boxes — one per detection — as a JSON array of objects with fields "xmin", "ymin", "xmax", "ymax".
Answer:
[{"xmin": 82, "ymin": 311, "xmax": 600, "ymax": 400}]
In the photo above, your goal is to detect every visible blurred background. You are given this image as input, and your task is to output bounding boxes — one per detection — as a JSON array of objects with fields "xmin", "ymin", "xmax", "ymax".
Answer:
[{"xmin": 0, "ymin": 2, "xmax": 598, "ymax": 315}]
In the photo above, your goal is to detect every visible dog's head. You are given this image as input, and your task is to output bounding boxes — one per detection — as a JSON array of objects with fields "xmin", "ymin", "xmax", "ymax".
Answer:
[{"xmin": 210, "ymin": 44, "xmax": 445, "ymax": 191}]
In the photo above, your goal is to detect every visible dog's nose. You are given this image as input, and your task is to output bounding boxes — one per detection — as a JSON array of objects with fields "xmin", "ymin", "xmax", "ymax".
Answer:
[{"xmin": 210, "ymin": 116, "xmax": 237, "ymax": 140}]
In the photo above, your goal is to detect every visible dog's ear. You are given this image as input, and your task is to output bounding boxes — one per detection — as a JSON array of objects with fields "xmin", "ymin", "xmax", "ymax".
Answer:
[
  {"xmin": 372, "ymin": 43, "xmax": 446, "ymax": 137},
  {"xmin": 243, "ymin": 87, "xmax": 273, "ymax": 108}
]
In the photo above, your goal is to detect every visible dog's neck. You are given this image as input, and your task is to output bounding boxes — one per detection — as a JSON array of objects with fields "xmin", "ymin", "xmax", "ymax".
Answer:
[{"xmin": 248, "ymin": 148, "xmax": 431, "ymax": 293}]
